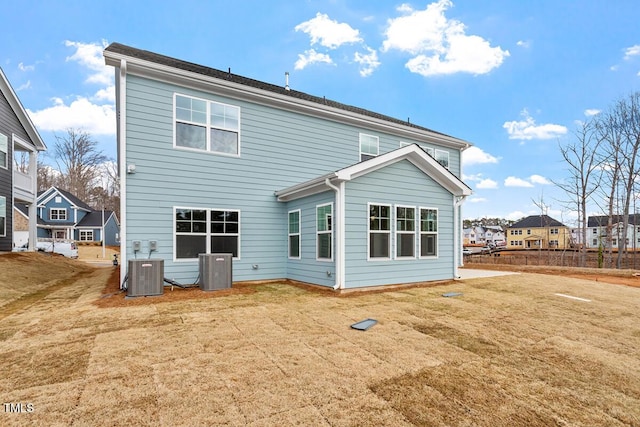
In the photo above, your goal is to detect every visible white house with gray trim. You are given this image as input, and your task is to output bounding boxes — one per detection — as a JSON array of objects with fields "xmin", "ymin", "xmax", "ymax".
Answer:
[{"xmin": 104, "ymin": 43, "xmax": 472, "ymax": 289}]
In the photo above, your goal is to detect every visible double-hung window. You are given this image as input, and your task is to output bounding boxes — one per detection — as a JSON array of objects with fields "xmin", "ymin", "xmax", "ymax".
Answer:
[
  {"xmin": 360, "ymin": 133, "xmax": 379, "ymax": 161},
  {"xmin": 50, "ymin": 208, "xmax": 67, "ymax": 221},
  {"xmin": 79, "ymin": 230, "xmax": 94, "ymax": 241},
  {"xmin": 0, "ymin": 196, "xmax": 5, "ymax": 237},
  {"xmin": 316, "ymin": 204, "xmax": 332, "ymax": 260},
  {"xmin": 420, "ymin": 208, "xmax": 438, "ymax": 257},
  {"xmin": 288, "ymin": 210, "xmax": 301, "ymax": 259},
  {"xmin": 0, "ymin": 133, "xmax": 7, "ymax": 169},
  {"xmin": 369, "ymin": 204, "xmax": 391, "ymax": 259},
  {"xmin": 175, "ymin": 208, "xmax": 240, "ymax": 260},
  {"xmin": 175, "ymin": 94, "xmax": 240, "ymax": 156},
  {"xmin": 434, "ymin": 149, "xmax": 449, "ymax": 168},
  {"xmin": 396, "ymin": 206, "xmax": 416, "ymax": 258}
]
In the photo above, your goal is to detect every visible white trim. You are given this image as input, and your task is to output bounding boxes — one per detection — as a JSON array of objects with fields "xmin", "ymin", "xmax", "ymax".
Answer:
[
  {"xmin": 0, "ymin": 196, "xmax": 6, "ymax": 237},
  {"xmin": 315, "ymin": 202, "xmax": 333, "ymax": 261},
  {"xmin": 0, "ymin": 133, "xmax": 8, "ymax": 169},
  {"xmin": 49, "ymin": 208, "xmax": 67, "ymax": 221},
  {"xmin": 0, "ymin": 69, "xmax": 46, "ymax": 151},
  {"xmin": 399, "ymin": 141, "xmax": 434, "ymax": 157},
  {"xmin": 173, "ymin": 206, "xmax": 241, "ymax": 262},
  {"xmin": 79, "ymin": 230, "xmax": 94, "ymax": 241},
  {"xmin": 118, "ymin": 59, "xmax": 128, "ymax": 286},
  {"xmin": 288, "ymin": 209, "xmax": 301, "ymax": 259},
  {"xmin": 367, "ymin": 202, "xmax": 391, "ymax": 261},
  {"xmin": 173, "ymin": 92, "xmax": 241, "ymax": 158},
  {"xmin": 103, "ymin": 48, "xmax": 471, "ymax": 152},
  {"xmin": 419, "ymin": 206, "xmax": 439, "ymax": 259},
  {"xmin": 395, "ymin": 204, "xmax": 417, "ymax": 259},
  {"xmin": 434, "ymin": 149, "xmax": 450, "ymax": 169}
]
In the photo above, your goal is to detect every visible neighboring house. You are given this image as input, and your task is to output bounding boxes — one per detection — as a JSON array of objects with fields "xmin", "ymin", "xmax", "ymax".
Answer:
[
  {"xmin": 463, "ymin": 225, "xmax": 504, "ymax": 246},
  {"xmin": 103, "ymin": 43, "xmax": 472, "ymax": 289},
  {"xmin": 463, "ymin": 227, "xmax": 476, "ymax": 245},
  {"xmin": 485, "ymin": 225, "xmax": 505, "ymax": 245},
  {"xmin": 0, "ymin": 68, "xmax": 47, "ymax": 252},
  {"xmin": 15, "ymin": 186, "xmax": 120, "ymax": 245},
  {"xmin": 506, "ymin": 215, "xmax": 571, "ymax": 249},
  {"xmin": 586, "ymin": 214, "xmax": 640, "ymax": 250}
]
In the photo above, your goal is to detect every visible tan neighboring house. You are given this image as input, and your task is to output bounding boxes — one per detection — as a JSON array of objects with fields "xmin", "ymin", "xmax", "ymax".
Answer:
[{"xmin": 506, "ymin": 215, "xmax": 571, "ymax": 249}]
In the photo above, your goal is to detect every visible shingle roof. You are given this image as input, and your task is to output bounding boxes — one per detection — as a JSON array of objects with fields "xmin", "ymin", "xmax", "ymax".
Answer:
[
  {"xmin": 587, "ymin": 214, "xmax": 640, "ymax": 227},
  {"xmin": 509, "ymin": 215, "xmax": 565, "ymax": 228},
  {"xmin": 76, "ymin": 210, "xmax": 114, "ymax": 227},
  {"xmin": 38, "ymin": 187, "xmax": 93, "ymax": 211},
  {"xmin": 104, "ymin": 42, "xmax": 467, "ymax": 144}
]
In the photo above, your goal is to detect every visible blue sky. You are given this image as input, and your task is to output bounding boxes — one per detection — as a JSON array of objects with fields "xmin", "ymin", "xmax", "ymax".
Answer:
[{"xmin": 2, "ymin": 0, "xmax": 640, "ymax": 223}]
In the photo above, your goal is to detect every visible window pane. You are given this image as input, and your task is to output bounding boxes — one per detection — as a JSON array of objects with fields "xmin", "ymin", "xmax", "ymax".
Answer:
[
  {"xmin": 317, "ymin": 205, "xmax": 332, "ymax": 232},
  {"xmin": 318, "ymin": 233, "xmax": 331, "ymax": 259},
  {"xmin": 211, "ymin": 129, "xmax": 238, "ymax": 154},
  {"xmin": 0, "ymin": 217, "xmax": 5, "ymax": 236},
  {"xmin": 176, "ymin": 122, "xmax": 206, "ymax": 150},
  {"xmin": 176, "ymin": 235, "xmax": 206, "ymax": 259},
  {"xmin": 289, "ymin": 235, "xmax": 300, "ymax": 257},
  {"xmin": 211, "ymin": 222, "xmax": 224, "ymax": 233},
  {"xmin": 370, "ymin": 205, "xmax": 390, "ymax": 231},
  {"xmin": 370, "ymin": 233, "xmax": 389, "ymax": 258},
  {"xmin": 193, "ymin": 210, "xmax": 206, "ymax": 221},
  {"xmin": 176, "ymin": 221, "xmax": 192, "ymax": 232},
  {"xmin": 211, "ymin": 235, "xmax": 238, "ymax": 257},
  {"xmin": 226, "ymin": 222, "xmax": 239, "ymax": 233},
  {"xmin": 397, "ymin": 234, "xmax": 415, "ymax": 257},
  {"xmin": 176, "ymin": 209, "xmax": 191, "ymax": 221},
  {"xmin": 0, "ymin": 196, "xmax": 5, "ymax": 236},
  {"xmin": 421, "ymin": 234, "xmax": 437, "ymax": 256},
  {"xmin": 289, "ymin": 211, "xmax": 299, "ymax": 234},
  {"xmin": 192, "ymin": 221, "xmax": 207, "ymax": 233}
]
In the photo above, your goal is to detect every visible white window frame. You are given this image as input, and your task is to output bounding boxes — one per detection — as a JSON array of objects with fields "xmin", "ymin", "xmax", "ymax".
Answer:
[
  {"xmin": 434, "ymin": 149, "xmax": 449, "ymax": 169},
  {"xmin": 0, "ymin": 133, "xmax": 7, "ymax": 169},
  {"xmin": 368, "ymin": 202, "xmax": 391, "ymax": 261},
  {"xmin": 173, "ymin": 93, "xmax": 241, "ymax": 157},
  {"xmin": 316, "ymin": 203, "xmax": 333, "ymax": 261},
  {"xmin": 395, "ymin": 205, "xmax": 416, "ymax": 259},
  {"xmin": 50, "ymin": 208, "xmax": 67, "ymax": 221},
  {"xmin": 173, "ymin": 207, "xmax": 241, "ymax": 262},
  {"xmin": 359, "ymin": 133, "xmax": 379, "ymax": 161},
  {"xmin": 79, "ymin": 230, "xmax": 94, "ymax": 241},
  {"xmin": 419, "ymin": 207, "xmax": 439, "ymax": 258},
  {"xmin": 0, "ymin": 196, "xmax": 5, "ymax": 237},
  {"xmin": 288, "ymin": 209, "xmax": 301, "ymax": 259}
]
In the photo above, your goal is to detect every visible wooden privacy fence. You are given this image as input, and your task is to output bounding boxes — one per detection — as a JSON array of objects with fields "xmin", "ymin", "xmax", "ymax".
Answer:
[{"xmin": 465, "ymin": 250, "xmax": 640, "ymax": 270}]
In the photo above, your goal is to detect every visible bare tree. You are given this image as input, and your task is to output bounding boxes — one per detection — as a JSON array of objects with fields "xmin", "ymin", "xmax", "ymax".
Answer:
[
  {"xmin": 555, "ymin": 119, "xmax": 603, "ymax": 267},
  {"xmin": 54, "ymin": 129, "xmax": 108, "ymax": 202}
]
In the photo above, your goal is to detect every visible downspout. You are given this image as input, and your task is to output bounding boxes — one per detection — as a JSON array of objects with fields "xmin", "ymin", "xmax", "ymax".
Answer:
[
  {"xmin": 453, "ymin": 195, "xmax": 466, "ymax": 278},
  {"xmin": 117, "ymin": 59, "xmax": 127, "ymax": 286},
  {"xmin": 325, "ymin": 178, "xmax": 344, "ymax": 290}
]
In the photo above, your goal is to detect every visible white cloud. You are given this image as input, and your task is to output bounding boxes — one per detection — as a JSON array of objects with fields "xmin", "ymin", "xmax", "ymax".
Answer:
[
  {"xmin": 503, "ymin": 109, "xmax": 567, "ymax": 140},
  {"xmin": 18, "ymin": 62, "xmax": 35, "ymax": 72},
  {"xmin": 584, "ymin": 109, "xmax": 601, "ymax": 117},
  {"xmin": 506, "ymin": 210, "xmax": 527, "ymax": 221},
  {"xmin": 28, "ymin": 97, "xmax": 115, "ymax": 135},
  {"xmin": 27, "ymin": 41, "xmax": 115, "ymax": 136},
  {"xmin": 468, "ymin": 197, "xmax": 487, "ymax": 203},
  {"xmin": 295, "ymin": 13, "xmax": 362, "ymax": 49},
  {"xmin": 382, "ymin": 0, "xmax": 509, "ymax": 76},
  {"xmin": 516, "ymin": 40, "xmax": 530, "ymax": 48},
  {"xmin": 65, "ymin": 40, "xmax": 112, "ymax": 86},
  {"xmin": 462, "ymin": 146, "xmax": 499, "ymax": 166},
  {"xmin": 354, "ymin": 47, "xmax": 380, "ymax": 77},
  {"xmin": 624, "ymin": 44, "xmax": 640, "ymax": 60},
  {"xmin": 16, "ymin": 80, "xmax": 31, "ymax": 91},
  {"xmin": 294, "ymin": 49, "xmax": 334, "ymax": 70},
  {"xmin": 504, "ymin": 176, "xmax": 534, "ymax": 188},
  {"xmin": 476, "ymin": 178, "xmax": 498, "ymax": 189},
  {"xmin": 529, "ymin": 174, "xmax": 551, "ymax": 185}
]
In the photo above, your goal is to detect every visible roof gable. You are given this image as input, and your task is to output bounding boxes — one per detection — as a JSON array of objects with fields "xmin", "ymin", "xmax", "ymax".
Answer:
[
  {"xmin": 0, "ymin": 68, "xmax": 46, "ymax": 151},
  {"xmin": 38, "ymin": 186, "xmax": 93, "ymax": 211},
  {"xmin": 275, "ymin": 144, "xmax": 471, "ymax": 202}
]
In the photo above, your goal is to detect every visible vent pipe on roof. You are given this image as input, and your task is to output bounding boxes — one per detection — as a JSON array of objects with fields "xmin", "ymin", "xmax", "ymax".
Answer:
[{"xmin": 285, "ymin": 72, "xmax": 290, "ymax": 91}]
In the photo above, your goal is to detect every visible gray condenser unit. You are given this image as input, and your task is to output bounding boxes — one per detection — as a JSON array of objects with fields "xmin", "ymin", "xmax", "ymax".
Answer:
[
  {"xmin": 127, "ymin": 259, "xmax": 164, "ymax": 297},
  {"xmin": 199, "ymin": 254, "xmax": 232, "ymax": 291}
]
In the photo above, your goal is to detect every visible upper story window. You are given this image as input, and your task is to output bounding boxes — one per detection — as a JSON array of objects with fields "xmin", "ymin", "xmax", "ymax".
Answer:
[
  {"xmin": 435, "ymin": 149, "xmax": 449, "ymax": 168},
  {"xmin": 360, "ymin": 133, "xmax": 379, "ymax": 161},
  {"xmin": 0, "ymin": 196, "xmax": 5, "ymax": 237},
  {"xmin": 0, "ymin": 133, "xmax": 7, "ymax": 169},
  {"xmin": 50, "ymin": 208, "xmax": 67, "ymax": 221},
  {"xmin": 175, "ymin": 94, "xmax": 240, "ymax": 156},
  {"xmin": 400, "ymin": 141, "xmax": 434, "ymax": 157}
]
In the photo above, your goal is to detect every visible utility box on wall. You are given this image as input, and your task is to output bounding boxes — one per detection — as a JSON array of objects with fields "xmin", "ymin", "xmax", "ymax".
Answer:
[
  {"xmin": 199, "ymin": 254, "xmax": 232, "ymax": 291},
  {"xmin": 127, "ymin": 259, "xmax": 164, "ymax": 297}
]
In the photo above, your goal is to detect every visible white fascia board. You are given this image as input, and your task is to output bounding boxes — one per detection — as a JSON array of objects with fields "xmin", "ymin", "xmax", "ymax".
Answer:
[
  {"xmin": 103, "ymin": 51, "xmax": 470, "ymax": 151},
  {"xmin": 0, "ymin": 69, "xmax": 47, "ymax": 151},
  {"xmin": 275, "ymin": 172, "xmax": 338, "ymax": 202}
]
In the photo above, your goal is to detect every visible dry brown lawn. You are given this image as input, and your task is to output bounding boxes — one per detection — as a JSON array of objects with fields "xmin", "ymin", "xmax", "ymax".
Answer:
[{"xmin": 1, "ymin": 253, "xmax": 639, "ymax": 426}]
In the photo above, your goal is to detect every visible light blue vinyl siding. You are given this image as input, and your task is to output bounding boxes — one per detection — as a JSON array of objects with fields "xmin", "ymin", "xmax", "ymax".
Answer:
[
  {"xmin": 343, "ymin": 159, "xmax": 454, "ymax": 288},
  {"xmin": 123, "ymin": 75, "xmax": 461, "ymax": 284},
  {"xmin": 284, "ymin": 191, "xmax": 335, "ymax": 287}
]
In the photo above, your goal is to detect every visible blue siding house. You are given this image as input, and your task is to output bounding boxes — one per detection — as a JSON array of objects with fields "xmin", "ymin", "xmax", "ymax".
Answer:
[
  {"xmin": 0, "ymin": 68, "xmax": 47, "ymax": 252},
  {"xmin": 17, "ymin": 186, "xmax": 120, "ymax": 246},
  {"xmin": 104, "ymin": 43, "xmax": 472, "ymax": 289}
]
